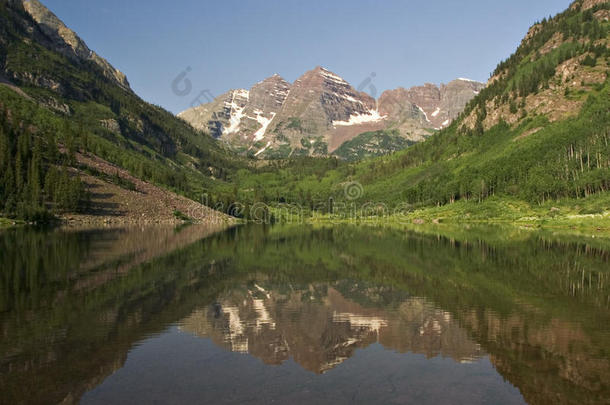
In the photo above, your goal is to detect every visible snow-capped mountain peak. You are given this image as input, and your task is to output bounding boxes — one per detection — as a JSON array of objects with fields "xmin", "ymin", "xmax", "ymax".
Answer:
[{"xmin": 178, "ymin": 68, "xmax": 485, "ymax": 158}]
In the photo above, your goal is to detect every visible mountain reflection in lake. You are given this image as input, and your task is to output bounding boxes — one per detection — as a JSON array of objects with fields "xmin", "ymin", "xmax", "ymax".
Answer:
[
  {"xmin": 0, "ymin": 224, "xmax": 609, "ymax": 405},
  {"xmin": 180, "ymin": 284, "xmax": 483, "ymax": 374}
]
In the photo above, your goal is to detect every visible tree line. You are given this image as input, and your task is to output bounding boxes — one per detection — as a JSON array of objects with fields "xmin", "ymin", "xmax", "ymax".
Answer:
[{"xmin": 0, "ymin": 104, "xmax": 86, "ymax": 221}]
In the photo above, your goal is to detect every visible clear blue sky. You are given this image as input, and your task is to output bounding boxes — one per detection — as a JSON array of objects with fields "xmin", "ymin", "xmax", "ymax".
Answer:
[{"xmin": 42, "ymin": 0, "xmax": 573, "ymax": 114}]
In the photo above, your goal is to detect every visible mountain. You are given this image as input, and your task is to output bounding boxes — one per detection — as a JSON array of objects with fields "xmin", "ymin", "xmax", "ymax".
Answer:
[
  {"xmin": 0, "ymin": 0, "xmax": 243, "ymax": 223},
  {"xmin": 19, "ymin": 0, "xmax": 131, "ymax": 91},
  {"xmin": 332, "ymin": 129, "xmax": 416, "ymax": 161},
  {"xmin": 179, "ymin": 66, "xmax": 386, "ymax": 159},
  {"xmin": 265, "ymin": 66, "xmax": 383, "ymax": 156},
  {"xmin": 379, "ymin": 79, "xmax": 486, "ymax": 131},
  {"xmin": 330, "ymin": 0, "xmax": 610, "ymax": 208},
  {"xmin": 459, "ymin": 0, "xmax": 609, "ymax": 133},
  {"xmin": 2, "ymin": 0, "xmax": 606, "ymax": 224},
  {"xmin": 178, "ymin": 74, "xmax": 291, "ymax": 147},
  {"xmin": 179, "ymin": 67, "xmax": 484, "ymax": 159},
  {"xmin": 225, "ymin": 0, "xmax": 609, "ymax": 215}
]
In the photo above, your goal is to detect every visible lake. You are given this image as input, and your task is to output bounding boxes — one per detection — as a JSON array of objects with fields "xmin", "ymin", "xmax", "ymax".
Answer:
[{"xmin": 1, "ymin": 224, "xmax": 609, "ymax": 404}]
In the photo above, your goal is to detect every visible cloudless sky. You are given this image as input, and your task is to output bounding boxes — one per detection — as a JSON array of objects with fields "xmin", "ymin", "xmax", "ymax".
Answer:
[{"xmin": 41, "ymin": 0, "xmax": 573, "ymax": 114}]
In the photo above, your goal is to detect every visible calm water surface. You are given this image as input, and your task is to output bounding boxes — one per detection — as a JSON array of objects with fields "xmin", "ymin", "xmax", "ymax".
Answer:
[{"xmin": 1, "ymin": 224, "xmax": 609, "ymax": 404}]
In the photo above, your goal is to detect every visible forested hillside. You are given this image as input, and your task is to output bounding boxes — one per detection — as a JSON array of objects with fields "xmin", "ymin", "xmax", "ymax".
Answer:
[
  {"xmin": 0, "ymin": 0, "xmax": 246, "ymax": 221},
  {"xmin": 0, "ymin": 96, "xmax": 85, "ymax": 220},
  {"xmin": 332, "ymin": 130, "xmax": 416, "ymax": 161},
  {"xmin": 1, "ymin": 0, "xmax": 608, "ymax": 224},
  {"xmin": 229, "ymin": 0, "xmax": 609, "ymax": 216},
  {"xmin": 358, "ymin": 0, "xmax": 610, "ymax": 208}
]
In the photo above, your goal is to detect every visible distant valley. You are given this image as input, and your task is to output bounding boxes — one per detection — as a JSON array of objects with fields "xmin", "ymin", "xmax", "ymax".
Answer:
[{"xmin": 0, "ymin": 0, "xmax": 608, "ymax": 227}]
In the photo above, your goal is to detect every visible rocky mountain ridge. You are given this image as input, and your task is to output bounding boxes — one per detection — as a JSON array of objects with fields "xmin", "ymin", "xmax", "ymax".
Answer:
[
  {"xmin": 179, "ymin": 67, "xmax": 485, "ymax": 159},
  {"xmin": 0, "ymin": 0, "xmax": 246, "ymax": 223},
  {"xmin": 19, "ymin": 0, "xmax": 131, "ymax": 91},
  {"xmin": 460, "ymin": 0, "xmax": 609, "ymax": 133},
  {"xmin": 178, "ymin": 74, "xmax": 290, "ymax": 144}
]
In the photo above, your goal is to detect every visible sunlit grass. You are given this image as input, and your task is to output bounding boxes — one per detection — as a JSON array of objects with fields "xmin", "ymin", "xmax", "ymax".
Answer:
[{"xmin": 307, "ymin": 193, "xmax": 610, "ymax": 235}]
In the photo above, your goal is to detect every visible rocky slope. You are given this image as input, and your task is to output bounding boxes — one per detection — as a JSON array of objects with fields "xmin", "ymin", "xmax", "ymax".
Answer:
[
  {"xmin": 65, "ymin": 151, "xmax": 232, "ymax": 226},
  {"xmin": 19, "ymin": 0, "xmax": 131, "ymax": 91},
  {"xmin": 329, "ymin": 0, "xmax": 610, "ymax": 210},
  {"xmin": 0, "ymin": 0, "xmax": 244, "ymax": 222},
  {"xmin": 179, "ymin": 67, "xmax": 484, "ymax": 159},
  {"xmin": 178, "ymin": 74, "xmax": 290, "ymax": 145},
  {"xmin": 378, "ymin": 78, "xmax": 485, "ymax": 137},
  {"xmin": 460, "ymin": 0, "xmax": 609, "ymax": 132}
]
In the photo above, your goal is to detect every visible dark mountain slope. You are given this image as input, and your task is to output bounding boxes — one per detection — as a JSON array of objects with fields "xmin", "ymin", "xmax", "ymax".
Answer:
[{"xmin": 0, "ymin": 0, "xmax": 246, "ymax": 221}]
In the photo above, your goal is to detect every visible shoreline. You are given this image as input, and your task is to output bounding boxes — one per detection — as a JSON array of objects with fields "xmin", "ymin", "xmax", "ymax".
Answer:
[
  {"xmin": 303, "ymin": 194, "xmax": 610, "ymax": 234},
  {"xmin": 0, "ymin": 215, "xmax": 239, "ymax": 230},
  {"xmin": 306, "ymin": 215, "xmax": 610, "ymax": 233},
  {"xmin": 3, "ymin": 213, "xmax": 608, "ymax": 233}
]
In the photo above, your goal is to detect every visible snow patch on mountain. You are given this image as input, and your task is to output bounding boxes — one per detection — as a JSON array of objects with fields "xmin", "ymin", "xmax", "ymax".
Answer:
[
  {"xmin": 341, "ymin": 94, "xmax": 364, "ymax": 104},
  {"xmin": 221, "ymin": 90, "xmax": 251, "ymax": 135},
  {"xmin": 320, "ymin": 68, "xmax": 348, "ymax": 84},
  {"xmin": 224, "ymin": 106, "xmax": 245, "ymax": 134},
  {"xmin": 224, "ymin": 105, "xmax": 246, "ymax": 135},
  {"xmin": 254, "ymin": 112, "xmax": 276, "ymax": 141},
  {"xmin": 333, "ymin": 110, "xmax": 386, "ymax": 127},
  {"xmin": 457, "ymin": 78, "xmax": 479, "ymax": 83},
  {"xmin": 417, "ymin": 105, "xmax": 430, "ymax": 122}
]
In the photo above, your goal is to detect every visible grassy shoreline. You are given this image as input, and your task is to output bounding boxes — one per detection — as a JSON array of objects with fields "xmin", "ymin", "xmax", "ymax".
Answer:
[
  {"xmin": 305, "ymin": 194, "xmax": 610, "ymax": 235},
  {"xmin": 4, "ymin": 194, "xmax": 609, "ymax": 234},
  {"xmin": 0, "ymin": 218, "xmax": 24, "ymax": 229}
]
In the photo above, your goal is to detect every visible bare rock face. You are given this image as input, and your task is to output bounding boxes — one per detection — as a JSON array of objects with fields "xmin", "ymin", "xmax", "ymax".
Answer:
[
  {"xmin": 178, "ymin": 74, "xmax": 291, "ymax": 145},
  {"xmin": 179, "ymin": 88, "xmax": 250, "ymax": 139},
  {"xmin": 179, "ymin": 67, "xmax": 485, "ymax": 158},
  {"xmin": 236, "ymin": 74, "xmax": 291, "ymax": 143},
  {"xmin": 271, "ymin": 66, "xmax": 377, "ymax": 132},
  {"xmin": 440, "ymin": 79, "xmax": 486, "ymax": 123},
  {"xmin": 20, "ymin": 0, "xmax": 131, "ymax": 91},
  {"xmin": 100, "ymin": 118, "xmax": 121, "ymax": 134},
  {"xmin": 393, "ymin": 83, "xmax": 441, "ymax": 122},
  {"xmin": 246, "ymin": 74, "xmax": 291, "ymax": 117},
  {"xmin": 379, "ymin": 79, "xmax": 485, "ymax": 131},
  {"xmin": 571, "ymin": 0, "xmax": 609, "ymax": 11},
  {"xmin": 377, "ymin": 88, "xmax": 430, "ymax": 142},
  {"xmin": 268, "ymin": 66, "xmax": 384, "ymax": 154}
]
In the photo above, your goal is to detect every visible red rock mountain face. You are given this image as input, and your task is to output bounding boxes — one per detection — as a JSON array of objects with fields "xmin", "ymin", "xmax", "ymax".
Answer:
[
  {"xmin": 268, "ymin": 67, "xmax": 386, "ymax": 153},
  {"xmin": 379, "ymin": 79, "xmax": 486, "ymax": 130},
  {"xmin": 178, "ymin": 67, "xmax": 485, "ymax": 158},
  {"xmin": 276, "ymin": 66, "xmax": 377, "ymax": 125}
]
